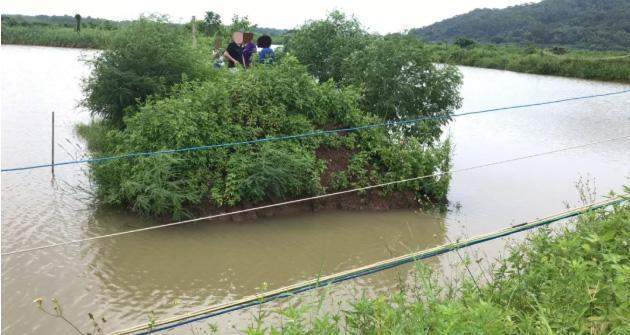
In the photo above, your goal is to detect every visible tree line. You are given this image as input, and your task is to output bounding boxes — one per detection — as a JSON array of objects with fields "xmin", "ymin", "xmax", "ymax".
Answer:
[{"xmin": 410, "ymin": 0, "xmax": 630, "ymax": 51}]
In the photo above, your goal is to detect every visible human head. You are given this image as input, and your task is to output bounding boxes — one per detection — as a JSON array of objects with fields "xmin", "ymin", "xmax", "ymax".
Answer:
[
  {"xmin": 243, "ymin": 32, "xmax": 254, "ymax": 44},
  {"xmin": 256, "ymin": 35, "xmax": 272, "ymax": 48},
  {"xmin": 232, "ymin": 31, "xmax": 243, "ymax": 44}
]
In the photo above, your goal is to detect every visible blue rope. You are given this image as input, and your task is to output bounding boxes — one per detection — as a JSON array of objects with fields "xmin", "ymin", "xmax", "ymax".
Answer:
[
  {"xmin": 134, "ymin": 199, "xmax": 622, "ymax": 335},
  {"xmin": 3, "ymin": 89, "xmax": 629, "ymax": 173}
]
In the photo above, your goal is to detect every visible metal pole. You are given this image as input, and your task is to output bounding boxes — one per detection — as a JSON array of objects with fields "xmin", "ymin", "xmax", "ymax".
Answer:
[
  {"xmin": 51, "ymin": 111, "xmax": 55, "ymax": 176},
  {"xmin": 191, "ymin": 16, "xmax": 197, "ymax": 48}
]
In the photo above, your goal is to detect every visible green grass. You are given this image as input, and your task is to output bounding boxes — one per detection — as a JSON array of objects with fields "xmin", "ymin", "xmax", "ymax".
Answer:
[
  {"xmin": 245, "ymin": 200, "xmax": 630, "ymax": 334},
  {"xmin": 428, "ymin": 43, "xmax": 630, "ymax": 83},
  {"xmin": 1, "ymin": 22, "xmax": 286, "ymax": 50},
  {"xmin": 1, "ymin": 25, "xmax": 113, "ymax": 49}
]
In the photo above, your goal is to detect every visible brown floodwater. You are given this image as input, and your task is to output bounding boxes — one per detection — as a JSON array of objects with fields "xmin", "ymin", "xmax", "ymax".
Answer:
[{"xmin": 1, "ymin": 45, "xmax": 629, "ymax": 334}]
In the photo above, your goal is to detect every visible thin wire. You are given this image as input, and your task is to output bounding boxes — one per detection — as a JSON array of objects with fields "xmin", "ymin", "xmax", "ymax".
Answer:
[
  {"xmin": 3, "ymin": 134, "xmax": 628, "ymax": 257},
  {"xmin": 112, "ymin": 197, "xmax": 623, "ymax": 335},
  {"xmin": 2, "ymin": 89, "xmax": 629, "ymax": 173}
]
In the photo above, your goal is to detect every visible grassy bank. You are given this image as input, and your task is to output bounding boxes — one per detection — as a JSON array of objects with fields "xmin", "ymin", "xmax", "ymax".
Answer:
[
  {"xmin": 245, "ymin": 200, "xmax": 629, "ymax": 334},
  {"xmin": 428, "ymin": 43, "xmax": 630, "ymax": 83},
  {"xmin": 1, "ymin": 25, "xmax": 114, "ymax": 49}
]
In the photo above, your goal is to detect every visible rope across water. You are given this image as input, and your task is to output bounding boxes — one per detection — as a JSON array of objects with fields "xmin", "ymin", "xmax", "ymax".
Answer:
[
  {"xmin": 2, "ymin": 89, "xmax": 629, "ymax": 173},
  {"xmin": 111, "ymin": 197, "xmax": 624, "ymax": 335},
  {"xmin": 3, "ymin": 134, "xmax": 628, "ymax": 257}
]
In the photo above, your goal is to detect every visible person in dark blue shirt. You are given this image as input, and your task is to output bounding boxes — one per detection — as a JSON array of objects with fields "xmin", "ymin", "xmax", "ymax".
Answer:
[
  {"xmin": 256, "ymin": 35, "xmax": 275, "ymax": 64},
  {"xmin": 224, "ymin": 32, "xmax": 243, "ymax": 68}
]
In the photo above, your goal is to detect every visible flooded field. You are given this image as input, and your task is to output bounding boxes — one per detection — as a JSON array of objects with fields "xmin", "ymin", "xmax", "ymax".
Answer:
[{"xmin": 2, "ymin": 45, "xmax": 629, "ymax": 334}]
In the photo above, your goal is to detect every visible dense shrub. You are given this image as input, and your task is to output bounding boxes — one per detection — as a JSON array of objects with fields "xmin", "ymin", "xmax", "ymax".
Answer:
[
  {"xmin": 343, "ymin": 34, "xmax": 462, "ymax": 140},
  {"xmin": 84, "ymin": 57, "xmax": 453, "ymax": 218},
  {"xmin": 286, "ymin": 13, "xmax": 462, "ymax": 140},
  {"xmin": 82, "ymin": 17, "xmax": 211, "ymax": 126},
  {"xmin": 285, "ymin": 11, "xmax": 369, "ymax": 83},
  {"xmin": 76, "ymin": 13, "xmax": 463, "ymax": 218}
]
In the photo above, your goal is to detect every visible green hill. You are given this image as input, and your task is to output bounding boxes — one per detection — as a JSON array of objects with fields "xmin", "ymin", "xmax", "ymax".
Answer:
[{"xmin": 410, "ymin": 0, "xmax": 630, "ymax": 50}]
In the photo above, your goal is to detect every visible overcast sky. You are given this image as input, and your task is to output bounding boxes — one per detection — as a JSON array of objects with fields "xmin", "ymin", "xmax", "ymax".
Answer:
[{"xmin": 3, "ymin": 0, "xmax": 538, "ymax": 33}]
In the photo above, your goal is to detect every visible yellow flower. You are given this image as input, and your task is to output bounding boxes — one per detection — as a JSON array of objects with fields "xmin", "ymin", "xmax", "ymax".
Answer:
[{"xmin": 33, "ymin": 297, "xmax": 44, "ymax": 306}]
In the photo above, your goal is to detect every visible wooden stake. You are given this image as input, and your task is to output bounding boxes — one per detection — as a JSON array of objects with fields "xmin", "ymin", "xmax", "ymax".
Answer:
[
  {"xmin": 51, "ymin": 111, "xmax": 55, "ymax": 176},
  {"xmin": 191, "ymin": 16, "xmax": 197, "ymax": 48}
]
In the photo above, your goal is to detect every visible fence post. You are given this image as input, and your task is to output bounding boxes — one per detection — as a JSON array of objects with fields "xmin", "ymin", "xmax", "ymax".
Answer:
[
  {"xmin": 191, "ymin": 16, "xmax": 197, "ymax": 48},
  {"xmin": 51, "ymin": 111, "xmax": 55, "ymax": 176}
]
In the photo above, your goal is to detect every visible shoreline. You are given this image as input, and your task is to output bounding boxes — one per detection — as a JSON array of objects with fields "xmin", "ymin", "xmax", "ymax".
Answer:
[
  {"xmin": 190, "ymin": 189, "xmax": 441, "ymax": 224},
  {"xmin": 4, "ymin": 41, "xmax": 628, "ymax": 84}
]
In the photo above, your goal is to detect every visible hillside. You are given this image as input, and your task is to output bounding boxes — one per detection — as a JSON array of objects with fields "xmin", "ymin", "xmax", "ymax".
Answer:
[{"xmin": 410, "ymin": 0, "xmax": 630, "ymax": 50}]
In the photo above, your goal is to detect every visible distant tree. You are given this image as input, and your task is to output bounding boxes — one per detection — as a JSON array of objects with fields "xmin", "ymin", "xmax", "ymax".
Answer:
[
  {"xmin": 228, "ymin": 15, "xmax": 256, "ymax": 34},
  {"xmin": 201, "ymin": 11, "xmax": 222, "ymax": 36},
  {"xmin": 550, "ymin": 46, "xmax": 568, "ymax": 55},
  {"xmin": 1, "ymin": 15, "xmax": 18, "ymax": 26},
  {"xmin": 74, "ymin": 14, "xmax": 81, "ymax": 33},
  {"xmin": 490, "ymin": 36, "xmax": 505, "ymax": 44},
  {"xmin": 454, "ymin": 37, "xmax": 475, "ymax": 49},
  {"xmin": 524, "ymin": 44, "xmax": 538, "ymax": 54}
]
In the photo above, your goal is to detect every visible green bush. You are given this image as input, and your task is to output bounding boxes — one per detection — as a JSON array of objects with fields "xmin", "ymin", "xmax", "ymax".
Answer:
[
  {"xmin": 285, "ymin": 14, "xmax": 462, "ymax": 141},
  {"xmin": 82, "ymin": 17, "xmax": 212, "ymax": 126},
  {"xmin": 454, "ymin": 37, "xmax": 476, "ymax": 49},
  {"xmin": 285, "ymin": 11, "xmax": 369, "ymax": 83},
  {"xmin": 343, "ymin": 34, "xmax": 462, "ymax": 139},
  {"xmin": 76, "ymin": 12, "xmax": 462, "ymax": 219},
  {"xmin": 84, "ymin": 57, "xmax": 453, "ymax": 218}
]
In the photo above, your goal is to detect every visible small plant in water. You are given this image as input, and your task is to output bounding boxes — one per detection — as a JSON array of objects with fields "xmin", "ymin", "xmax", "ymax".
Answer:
[
  {"xmin": 34, "ymin": 297, "xmax": 105, "ymax": 335},
  {"xmin": 146, "ymin": 311, "xmax": 157, "ymax": 332}
]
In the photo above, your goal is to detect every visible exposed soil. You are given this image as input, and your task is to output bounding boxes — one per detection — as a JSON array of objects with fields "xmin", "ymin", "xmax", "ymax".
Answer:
[
  {"xmin": 189, "ymin": 146, "xmax": 422, "ymax": 223},
  {"xmin": 315, "ymin": 145, "xmax": 354, "ymax": 188}
]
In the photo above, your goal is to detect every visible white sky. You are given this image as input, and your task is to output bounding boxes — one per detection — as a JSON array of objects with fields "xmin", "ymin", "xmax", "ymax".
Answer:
[{"xmin": 2, "ymin": 0, "xmax": 538, "ymax": 33}]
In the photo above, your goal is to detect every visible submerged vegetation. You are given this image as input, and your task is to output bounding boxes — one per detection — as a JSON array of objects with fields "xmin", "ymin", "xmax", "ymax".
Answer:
[
  {"xmin": 242, "ymin": 200, "xmax": 630, "ymax": 334},
  {"xmin": 78, "ymin": 13, "xmax": 461, "ymax": 219},
  {"xmin": 428, "ymin": 42, "xmax": 630, "ymax": 83}
]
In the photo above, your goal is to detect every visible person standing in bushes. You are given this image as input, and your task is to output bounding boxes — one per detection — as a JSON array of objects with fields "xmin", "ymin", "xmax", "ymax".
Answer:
[
  {"xmin": 257, "ymin": 35, "xmax": 275, "ymax": 64},
  {"xmin": 242, "ymin": 32, "xmax": 257, "ymax": 68},
  {"xmin": 224, "ymin": 31, "xmax": 243, "ymax": 68}
]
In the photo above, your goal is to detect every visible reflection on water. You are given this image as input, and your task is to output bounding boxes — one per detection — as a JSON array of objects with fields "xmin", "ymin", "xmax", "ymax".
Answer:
[
  {"xmin": 2, "ymin": 45, "xmax": 629, "ymax": 334},
  {"xmin": 89, "ymin": 210, "xmax": 446, "ymax": 320}
]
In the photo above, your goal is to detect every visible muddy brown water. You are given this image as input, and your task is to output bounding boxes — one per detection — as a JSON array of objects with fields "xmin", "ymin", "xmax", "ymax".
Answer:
[{"xmin": 2, "ymin": 45, "xmax": 629, "ymax": 334}]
